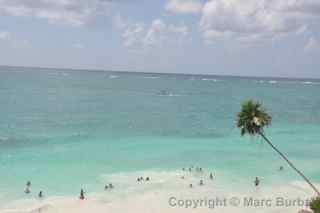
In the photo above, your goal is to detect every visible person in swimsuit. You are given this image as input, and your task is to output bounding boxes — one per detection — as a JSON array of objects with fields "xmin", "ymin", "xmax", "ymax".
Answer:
[
  {"xmin": 79, "ymin": 189, "xmax": 85, "ymax": 200},
  {"xmin": 209, "ymin": 173, "xmax": 213, "ymax": 180},
  {"xmin": 254, "ymin": 177, "xmax": 260, "ymax": 187},
  {"xmin": 24, "ymin": 181, "xmax": 31, "ymax": 194}
]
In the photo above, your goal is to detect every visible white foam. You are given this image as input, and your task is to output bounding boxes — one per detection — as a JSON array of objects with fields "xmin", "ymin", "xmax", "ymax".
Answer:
[
  {"xmin": 268, "ymin": 80, "xmax": 277, "ymax": 84},
  {"xmin": 301, "ymin": 81, "xmax": 320, "ymax": 85},
  {"xmin": 201, "ymin": 78, "xmax": 218, "ymax": 82},
  {"xmin": 108, "ymin": 75, "xmax": 119, "ymax": 79},
  {"xmin": 143, "ymin": 76, "xmax": 160, "ymax": 79},
  {"xmin": 1, "ymin": 170, "xmax": 318, "ymax": 213}
]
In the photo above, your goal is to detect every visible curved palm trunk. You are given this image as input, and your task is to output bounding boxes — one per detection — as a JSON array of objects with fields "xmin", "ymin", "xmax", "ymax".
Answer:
[{"xmin": 259, "ymin": 132, "xmax": 320, "ymax": 197}]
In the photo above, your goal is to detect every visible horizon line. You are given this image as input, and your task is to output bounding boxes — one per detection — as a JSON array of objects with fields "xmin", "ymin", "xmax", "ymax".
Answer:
[{"xmin": 0, "ymin": 64, "xmax": 319, "ymax": 81}]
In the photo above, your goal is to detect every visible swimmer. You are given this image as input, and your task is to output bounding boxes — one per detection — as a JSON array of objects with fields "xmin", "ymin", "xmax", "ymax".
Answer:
[
  {"xmin": 24, "ymin": 181, "xmax": 31, "ymax": 194},
  {"xmin": 24, "ymin": 187, "xmax": 30, "ymax": 194},
  {"xmin": 254, "ymin": 177, "xmax": 260, "ymax": 187},
  {"xmin": 79, "ymin": 189, "xmax": 85, "ymax": 200},
  {"xmin": 199, "ymin": 180, "xmax": 204, "ymax": 186},
  {"xmin": 210, "ymin": 173, "xmax": 213, "ymax": 180}
]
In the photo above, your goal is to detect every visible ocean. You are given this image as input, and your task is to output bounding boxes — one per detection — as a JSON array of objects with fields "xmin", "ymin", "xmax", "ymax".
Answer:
[{"xmin": 0, "ymin": 67, "xmax": 319, "ymax": 212}]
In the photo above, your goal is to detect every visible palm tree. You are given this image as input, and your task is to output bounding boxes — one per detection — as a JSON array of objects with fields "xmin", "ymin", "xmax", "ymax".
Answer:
[{"xmin": 237, "ymin": 100, "xmax": 320, "ymax": 196}]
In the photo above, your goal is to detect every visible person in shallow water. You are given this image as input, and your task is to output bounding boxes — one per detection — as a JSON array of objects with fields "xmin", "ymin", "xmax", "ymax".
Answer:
[
  {"xmin": 104, "ymin": 185, "xmax": 108, "ymax": 190},
  {"xmin": 24, "ymin": 181, "xmax": 31, "ymax": 194},
  {"xmin": 24, "ymin": 187, "xmax": 30, "ymax": 194},
  {"xmin": 109, "ymin": 183, "xmax": 113, "ymax": 189},
  {"xmin": 145, "ymin": 177, "xmax": 150, "ymax": 181},
  {"xmin": 79, "ymin": 189, "xmax": 85, "ymax": 200},
  {"xmin": 210, "ymin": 173, "xmax": 214, "ymax": 180},
  {"xmin": 200, "ymin": 180, "xmax": 204, "ymax": 186},
  {"xmin": 38, "ymin": 191, "xmax": 43, "ymax": 198},
  {"xmin": 254, "ymin": 177, "xmax": 260, "ymax": 187},
  {"xmin": 279, "ymin": 166, "xmax": 284, "ymax": 171}
]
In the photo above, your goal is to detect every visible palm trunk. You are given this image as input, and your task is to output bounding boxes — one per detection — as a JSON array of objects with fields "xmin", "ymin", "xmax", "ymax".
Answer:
[{"xmin": 259, "ymin": 132, "xmax": 320, "ymax": 197}]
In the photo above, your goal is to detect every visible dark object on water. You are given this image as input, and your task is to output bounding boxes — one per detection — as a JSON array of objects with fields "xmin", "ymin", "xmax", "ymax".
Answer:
[
  {"xmin": 38, "ymin": 191, "xmax": 43, "ymax": 198},
  {"xmin": 146, "ymin": 177, "xmax": 150, "ymax": 181},
  {"xmin": 109, "ymin": 183, "xmax": 114, "ymax": 189},
  {"xmin": 105, "ymin": 185, "xmax": 109, "ymax": 190},
  {"xmin": 26, "ymin": 181, "xmax": 31, "ymax": 187},
  {"xmin": 279, "ymin": 166, "xmax": 284, "ymax": 171}
]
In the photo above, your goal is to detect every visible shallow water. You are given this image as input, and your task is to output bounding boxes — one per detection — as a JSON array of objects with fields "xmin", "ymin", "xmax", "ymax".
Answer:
[{"xmin": 0, "ymin": 67, "xmax": 319, "ymax": 212}]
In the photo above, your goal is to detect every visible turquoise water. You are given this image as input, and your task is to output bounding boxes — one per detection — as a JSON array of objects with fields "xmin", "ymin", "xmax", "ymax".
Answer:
[{"xmin": 0, "ymin": 67, "xmax": 320, "ymax": 207}]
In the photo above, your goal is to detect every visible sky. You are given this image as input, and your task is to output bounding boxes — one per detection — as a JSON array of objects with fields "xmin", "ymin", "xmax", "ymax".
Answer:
[{"xmin": 0, "ymin": 0, "xmax": 320, "ymax": 78}]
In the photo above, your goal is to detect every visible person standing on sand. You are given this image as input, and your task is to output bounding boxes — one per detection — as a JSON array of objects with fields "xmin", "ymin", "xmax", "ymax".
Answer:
[{"xmin": 79, "ymin": 189, "xmax": 85, "ymax": 200}]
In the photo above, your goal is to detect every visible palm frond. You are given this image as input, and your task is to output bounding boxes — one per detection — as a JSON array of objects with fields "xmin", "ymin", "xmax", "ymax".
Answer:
[{"xmin": 236, "ymin": 100, "xmax": 272, "ymax": 136}]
